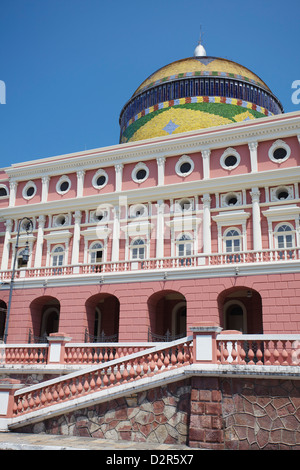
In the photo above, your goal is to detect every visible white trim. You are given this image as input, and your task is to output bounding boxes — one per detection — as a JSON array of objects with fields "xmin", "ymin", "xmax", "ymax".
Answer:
[
  {"xmin": 131, "ymin": 162, "xmax": 149, "ymax": 183},
  {"xmin": 220, "ymin": 147, "xmax": 241, "ymax": 171},
  {"xmin": 268, "ymin": 139, "xmax": 291, "ymax": 163},
  {"xmin": 175, "ymin": 155, "xmax": 194, "ymax": 177},
  {"xmin": 92, "ymin": 169, "xmax": 108, "ymax": 190},
  {"xmin": 22, "ymin": 181, "xmax": 37, "ymax": 200},
  {"xmin": 56, "ymin": 175, "xmax": 71, "ymax": 195}
]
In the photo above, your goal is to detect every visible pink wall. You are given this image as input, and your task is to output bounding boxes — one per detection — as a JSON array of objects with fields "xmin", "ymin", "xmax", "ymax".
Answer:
[
  {"xmin": 122, "ymin": 160, "xmax": 157, "ymax": 191},
  {"xmin": 164, "ymin": 152, "xmax": 203, "ymax": 184},
  {"xmin": 15, "ymin": 180, "xmax": 42, "ymax": 205},
  {"xmin": 83, "ymin": 167, "xmax": 115, "ymax": 196},
  {"xmin": 48, "ymin": 174, "xmax": 77, "ymax": 201},
  {"xmin": 258, "ymin": 136, "xmax": 300, "ymax": 172},
  {"xmin": 210, "ymin": 144, "xmax": 250, "ymax": 179},
  {"xmin": 3, "ymin": 272, "xmax": 300, "ymax": 343}
]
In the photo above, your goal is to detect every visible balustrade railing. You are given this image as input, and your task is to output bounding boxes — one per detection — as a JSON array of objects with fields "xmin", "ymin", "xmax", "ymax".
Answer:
[
  {"xmin": 12, "ymin": 336, "xmax": 193, "ymax": 418},
  {"xmin": 216, "ymin": 335, "xmax": 300, "ymax": 366},
  {"xmin": 1, "ymin": 247, "xmax": 300, "ymax": 282}
]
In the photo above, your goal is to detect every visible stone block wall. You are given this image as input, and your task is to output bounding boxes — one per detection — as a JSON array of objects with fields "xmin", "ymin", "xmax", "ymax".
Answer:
[{"xmin": 16, "ymin": 375, "xmax": 300, "ymax": 449}]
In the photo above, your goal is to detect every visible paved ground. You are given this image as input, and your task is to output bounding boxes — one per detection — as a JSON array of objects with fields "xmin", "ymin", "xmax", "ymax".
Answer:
[{"xmin": 0, "ymin": 432, "xmax": 195, "ymax": 451}]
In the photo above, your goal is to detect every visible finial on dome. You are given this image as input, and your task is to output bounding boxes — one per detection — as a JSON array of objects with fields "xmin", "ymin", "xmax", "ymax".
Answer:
[{"xmin": 194, "ymin": 26, "xmax": 206, "ymax": 57}]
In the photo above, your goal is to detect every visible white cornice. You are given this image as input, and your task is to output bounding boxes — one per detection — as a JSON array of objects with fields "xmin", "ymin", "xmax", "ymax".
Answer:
[
  {"xmin": 1, "ymin": 165, "xmax": 300, "ymax": 219},
  {"xmin": 5, "ymin": 259, "xmax": 300, "ymax": 290},
  {"xmin": 4, "ymin": 111, "xmax": 300, "ymax": 181}
]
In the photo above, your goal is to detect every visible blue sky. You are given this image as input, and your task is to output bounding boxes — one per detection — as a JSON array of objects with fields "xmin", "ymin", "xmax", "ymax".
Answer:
[{"xmin": 0, "ymin": 0, "xmax": 299, "ymax": 168}]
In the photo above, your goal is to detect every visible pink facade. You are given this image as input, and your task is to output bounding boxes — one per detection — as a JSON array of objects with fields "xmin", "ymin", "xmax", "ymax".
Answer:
[{"xmin": 0, "ymin": 113, "xmax": 300, "ymax": 343}]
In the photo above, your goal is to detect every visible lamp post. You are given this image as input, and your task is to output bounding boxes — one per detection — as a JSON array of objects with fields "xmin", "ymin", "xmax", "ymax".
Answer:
[{"xmin": 3, "ymin": 217, "xmax": 33, "ymax": 343}]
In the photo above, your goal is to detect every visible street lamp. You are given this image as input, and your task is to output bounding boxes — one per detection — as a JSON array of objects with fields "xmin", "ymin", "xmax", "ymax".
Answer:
[{"xmin": 3, "ymin": 217, "xmax": 33, "ymax": 343}]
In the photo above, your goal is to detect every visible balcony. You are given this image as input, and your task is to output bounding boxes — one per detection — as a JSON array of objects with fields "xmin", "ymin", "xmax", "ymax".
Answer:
[{"xmin": 1, "ymin": 247, "xmax": 299, "ymax": 283}]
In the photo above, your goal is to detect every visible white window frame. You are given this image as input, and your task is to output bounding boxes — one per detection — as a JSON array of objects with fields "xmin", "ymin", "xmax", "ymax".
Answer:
[
  {"xmin": 130, "ymin": 238, "xmax": 146, "ymax": 260},
  {"xmin": 175, "ymin": 155, "xmax": 194, "ymax": 177},
  {"xmin": 132, "ymin": 162, "xmax": 149, "ymax": 184},
  {"xmin": 22, "ymin": 181, "xmax": 37, "ymax": 200},
  {"xmin": 274, "ymin": 222, "xmax": 295, "ymax": 250},
  {"xmin": 56, "ymin": 175, "xmax": 71, "ymax": 195},
  {"xmin": 220, "ymin": 148, "xmax": 241, "ymax": 171},
  {"xmin": 89, "ymin": 241, "xmax": 104, "ymax": 264},
  {"xmin": 268, "ymin": 139, "xmax": 291, "ymax": 164},
  {"xmin": 223, "ymin": 227, "xmax": 242, "ymax": 253},
  {"xmin": 51, "ymin": 245, "xmax": 65, "ymax": 267},
  {"xmin": 92, "ymin": 169, "xmax": 108, "ymax": 190},
  {"xmin": 176, "ymin": 233, "xmax": 193, "ymax": 257}
]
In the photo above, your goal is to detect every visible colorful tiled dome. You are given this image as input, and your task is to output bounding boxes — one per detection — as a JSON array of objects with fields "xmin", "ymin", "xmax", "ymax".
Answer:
[{"xmin": 119, "ymin": 48, "xmax": 283, "ymax": 143}]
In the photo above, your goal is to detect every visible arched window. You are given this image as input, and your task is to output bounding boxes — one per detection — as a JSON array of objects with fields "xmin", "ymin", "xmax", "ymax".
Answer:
[
  {"xmin": 51, "ymin": 245, "xmax": 65, "ymax": 267},
  {"xmin": 274, "ymin": 223, "xmax": 295, "ymax": 249},
  {"xmin": 224, "ymin": 228, "xmax": 242, "ymax": 262},
  {"xmin": 224, "ymin": 228, "xmax": 242, "ymax": 253},
  {"xmin": 176, "ymin": 234, "xmax": 193, "ymax": 257},
  {"xmin": 89, "ymin": 242, "xmax": 103, "ymax": 264},
  {"xmin": 131, "ymin": 238, "xmax": 145, "ymax": 260},
  {"xmin": 274, "ymin": 223, "xmax": 295, "ymax": 259}
]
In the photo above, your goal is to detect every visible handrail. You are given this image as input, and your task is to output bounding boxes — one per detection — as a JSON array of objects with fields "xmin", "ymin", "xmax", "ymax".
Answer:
[
  {"xmin": 216, "ymin": 334, "xmax": 300, "ymax": 366},
  {"xmin": 1, "ymin": 247, "xmax": 300, "ymax": 280},
  {"xmin": 12, "ymin": 336, "xmax": 193, "ymax": 418}
]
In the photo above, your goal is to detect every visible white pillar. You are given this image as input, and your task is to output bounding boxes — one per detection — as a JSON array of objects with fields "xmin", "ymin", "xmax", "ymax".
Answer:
[
  {"xmin": 156, "ymin": 199, "xmax": 164, "ymax": 258},
  {"xmin": 248, "ymin": 141, "xmax": 258, "ymax": 173},
  {"xmin": 202, "ymin": 193, "xmax": 211, "ymax": 254},
  {"xmin": 201, "ymin": 149, "xmax": 211, "ymax": 180},
  {"xmin": 9, "ymin": 181, "xmax": 17, "ymax": 207},
  {"xmin": 111, "ymin": 205, "xmax": 120, "ymax": 262},
  {"xmin": 115, "ymin": 164, "xmax": 123, "ymax": 192},
  {"xmin": 76, "ymin": 170, "xmax": 85, "ymax": 198},
  {"xmin": 41, "ymin": 176, "xmax": 50, "ymax": 203},
  {"xmin": 1, "ymin": 219, "xmax": 13, "ymax": 270},
  {"xmin": 71, "ymin": 211, "xmax": 82, "ymax": 265},
  {"xmin": 34, "ymin": 215, "xmax": 46, "ymax": 267},
  {"xmin": 250, "ymin": 187, "xmax": 262, "ymax": 251},
  {"xmin": 156, "ymin": 157, "xmax": 166, "ymax": 186}
]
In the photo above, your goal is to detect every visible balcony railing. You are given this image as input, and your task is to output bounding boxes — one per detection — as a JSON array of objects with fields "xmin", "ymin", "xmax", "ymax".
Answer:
[
  {"xmin": 1, "ymin": 247, "xmax": 299, "ymax": 281},
  {"xmin": 1, "ymin": 333, "xmax": 300, "ymax": 367}
]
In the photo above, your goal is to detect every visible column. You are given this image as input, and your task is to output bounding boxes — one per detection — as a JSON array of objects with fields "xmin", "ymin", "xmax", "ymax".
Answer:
[
  {"xmin": 111, "ymin": 205, "xmax": 120, "ymax": 262},
  {"xmin": 8, "ymin": 180, "xmax": 18, "ymax": 207},
  {"xmin": 76, "ymin": 170, "xmax": 85, "ymax": 198},
  {"xmin": 201, "ymin": 149, "xmax": 211, "ymax": 180},
  {"xmin": 202, "ymin": 193, "xmax": 211, "ymax": 254},
  {"xmin": 156, "ymin": 157, "xmax": 166, "ymax": 186},
  {"xmin": 71, "ymin": 211, "xmax": 82, "ymax": 267},
  {"xmin": 41, "ymin": 176, "xmax": 50, "ymax": 203},
  {"xmin": 115, "ymin": 163, "xmax": 123, "ymax": 192},
  {"xmin": 156, "ymin": 199, "xmax": 164, "ymax": 259},
  {"xmin": 34, "ymin": 215, "xmax": 46, "ymax": 267},
  {"xmin": 248, "ymin": 141, "xmax": 258, "ymax": 173},
  {"xmin": 250, "ymin": 187, "xmax": 262, "ymax": 251},
  {"xmin": 190, "ymin": 323, "xmax": 222, "ymax": 363},
  {"xmin": 1, "ymin": 219, "xmax": 13, "ymax": 270}
]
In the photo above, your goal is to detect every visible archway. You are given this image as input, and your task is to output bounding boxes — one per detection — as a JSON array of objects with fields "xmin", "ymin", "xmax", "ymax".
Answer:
[
  {"xmin": 218, "ymin": 287, "xmax": 263, "ymax": 334},
  {"xmin": 85, "ymin": 293, "xmax": 120, "ymax": 342},
  {"xmin": 30, "ymin": 296, "xmax": 60, "ymax": 342},
  {"xmin": 148, "ymin": 290, "xmax": 187, "ymax": 341},
  {"xmin": 0, "ymin": 301, "xmax": 7, "ymax": 340}
]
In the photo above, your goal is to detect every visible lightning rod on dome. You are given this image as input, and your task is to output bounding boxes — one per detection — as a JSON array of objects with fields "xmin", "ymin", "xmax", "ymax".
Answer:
[{"xmin": 194, "ymin": 26, "xmax": 206, "ymax": 57}]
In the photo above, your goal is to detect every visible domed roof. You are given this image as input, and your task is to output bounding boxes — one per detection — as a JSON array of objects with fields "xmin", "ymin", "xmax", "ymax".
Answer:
[
  {"xmin": 133, "ymin": 57, "xmax": 271, "ymax": 96},
  {"xmin": 119, "ymin": 49, "xmax": 283, "ymax": 144}
]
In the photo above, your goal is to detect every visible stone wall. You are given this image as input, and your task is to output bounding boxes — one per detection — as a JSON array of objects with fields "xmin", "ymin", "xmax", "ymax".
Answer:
[
  {"xmin": 190, "ymin": 376, "xmax": 300, "ymax": 450},
  {"xmin": 16, "ymin": 375, "xmax": 300, "ymax": 449},
  {"xmin": 20, "ymin": 380, "xmax": 191, "ymax": 446}
]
